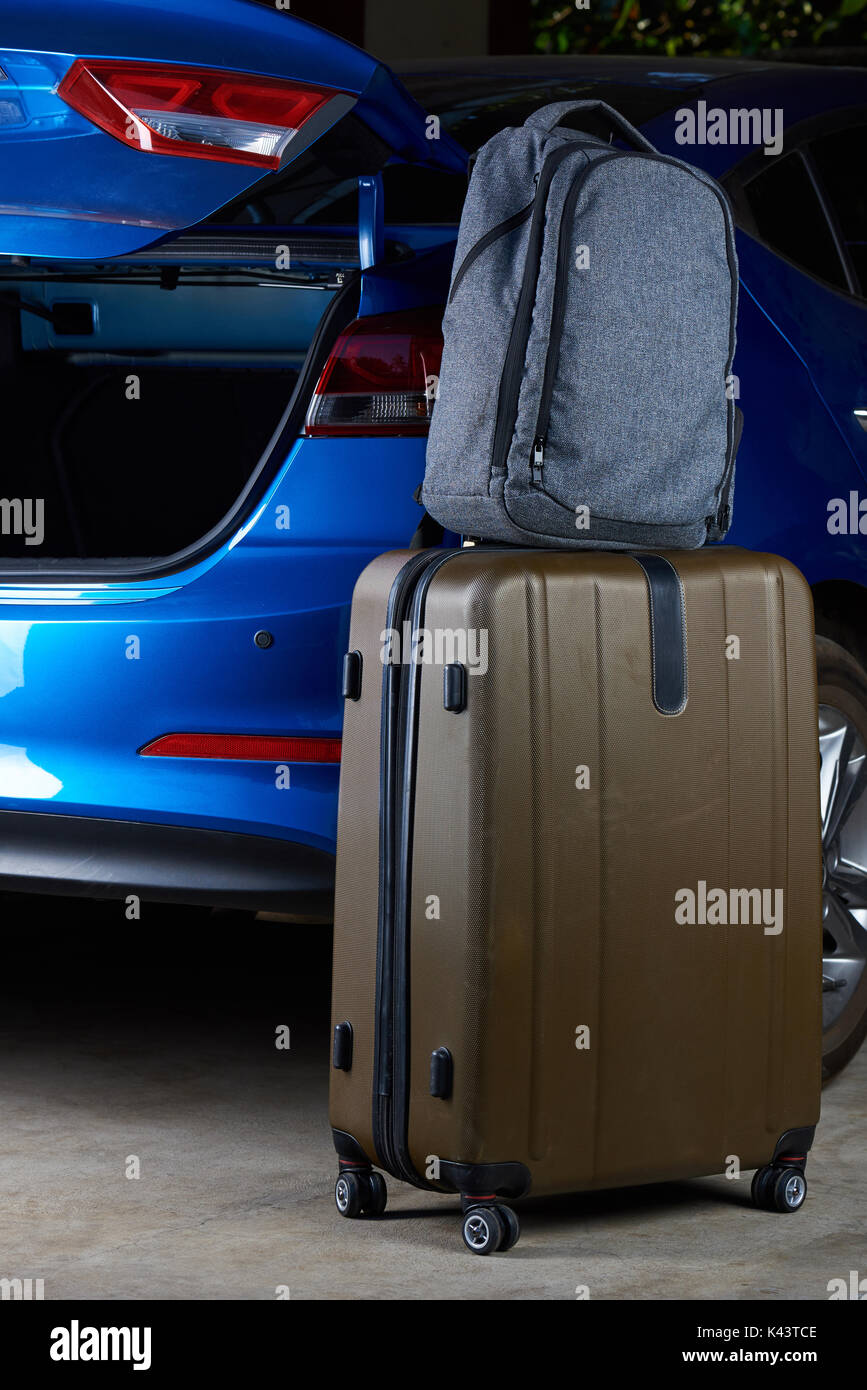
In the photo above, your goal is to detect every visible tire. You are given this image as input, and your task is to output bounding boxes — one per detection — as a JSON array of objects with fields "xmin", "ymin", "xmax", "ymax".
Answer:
[
  {"xmin": 496, "ymin": 1205, "xmax": 520, "ymax": 1252},
  {"xmin": 461, "ymin": 1205, "xmax": 505, "ymax": 1255},
  {"xmin": 363, "ymin": 1171, "xmax": 388, "ymax": 1216},
  {"xmin": 334, "ymin": 1171, "xmax": 365, "ymax": 1219},
  {"xmin": 771, "ymin": 1167, "xmax": 808, "ymax": 1213},
  {"xmin": 816, "ymin": 636, "xmax": 867, "ymax": 1078},
  {"xmin": 751, "ymin": 1165, "xmax": 775, "ymax": 1210}
]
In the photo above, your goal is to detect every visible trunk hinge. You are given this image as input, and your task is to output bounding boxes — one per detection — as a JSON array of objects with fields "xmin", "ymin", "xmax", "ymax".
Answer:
[{"xmin": 358, "ymin": 173, "xmax": 385, "ymax": 271}]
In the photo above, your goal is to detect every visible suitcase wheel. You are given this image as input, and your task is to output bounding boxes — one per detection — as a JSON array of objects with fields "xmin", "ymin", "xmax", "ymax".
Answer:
[
  {"xmin": 751, "ymin": 1164, "xmax": 808, "ymax": 1214},
  {"xmin": 461, "ymin": 1203, "xmax": 519, "ymax": 1255},
  {"xmin": 364, "ymin": 1171, "xmax": 388, "ymax": 1216},
  {"xmin": 334, "ymin": 1168, "xmax": 388, "ymax": 1219}
]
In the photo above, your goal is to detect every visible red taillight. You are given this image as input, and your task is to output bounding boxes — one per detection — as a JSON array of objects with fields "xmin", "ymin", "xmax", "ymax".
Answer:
[
  {"xmin": 139, "ymin": 734, "xmax": 341, "ymax": 763},
  {"xmin": 305, "ymin": 308, "xmax": 444, "ymax": 437},
  {"xmin": 58, "ymin": 59, "xmax": 335, "ymax": 169}
]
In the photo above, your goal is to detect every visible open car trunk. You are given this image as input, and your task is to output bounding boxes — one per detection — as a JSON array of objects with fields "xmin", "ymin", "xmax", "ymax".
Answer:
[
  {"xmin": 0, "ymin": 357, "xmax": 296, "ymax": 562},
  {"xmin": 0, "ymin": 1, "xmax": 467, "ymax": 573},
  {"xmin": 0, "ymin": 242, "xmax": 357, "ymax": 565}
]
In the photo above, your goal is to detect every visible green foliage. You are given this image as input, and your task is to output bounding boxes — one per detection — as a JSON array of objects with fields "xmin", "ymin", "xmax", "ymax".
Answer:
[{"xmin": 530, "ymin": 0, "xmax": 867, "ymax": 58}]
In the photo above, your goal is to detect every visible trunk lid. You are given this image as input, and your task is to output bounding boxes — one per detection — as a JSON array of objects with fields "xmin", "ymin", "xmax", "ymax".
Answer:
[{"xmin": 0, "ymin": 0, "xmax": 465, "ymax": 261}]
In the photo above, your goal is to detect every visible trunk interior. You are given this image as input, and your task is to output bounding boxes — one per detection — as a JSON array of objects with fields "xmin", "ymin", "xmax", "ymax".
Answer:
[{"xmin": 0, "ymin": 255, "xmax": 347, "ymax": 565}]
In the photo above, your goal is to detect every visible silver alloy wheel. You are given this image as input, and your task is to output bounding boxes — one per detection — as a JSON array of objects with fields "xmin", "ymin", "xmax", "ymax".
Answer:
[
  {"xmin": 335, "ymin": 1178, "xmax": 350, "ymax": 1213},
  {"xmin": 783, "ymin": 1172, "xmax": 805, "ymax": 1208},
  {"xmin": 464, "ymin": 1214, "xmax": 492, "ymax": 1249},
  {"xmin": 819, "ymin": 704, "xmax": 867, "ymax": 1035}
]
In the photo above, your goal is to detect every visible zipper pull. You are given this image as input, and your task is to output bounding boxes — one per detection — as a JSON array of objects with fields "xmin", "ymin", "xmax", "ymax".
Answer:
[{"xmin": 532, "ymin": 436, "xmax": 545, "ymax": 483}]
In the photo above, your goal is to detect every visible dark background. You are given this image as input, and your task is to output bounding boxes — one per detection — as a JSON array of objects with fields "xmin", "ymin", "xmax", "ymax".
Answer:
[{"xmin": 269, "ymin": 0, "xmax": 867, "ymax": 62}]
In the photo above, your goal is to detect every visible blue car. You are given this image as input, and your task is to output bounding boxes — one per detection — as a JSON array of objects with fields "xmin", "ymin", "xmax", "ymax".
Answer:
[{"xmin": 0, "ymin": 2, "xmax": 865, "ymax": 1072}]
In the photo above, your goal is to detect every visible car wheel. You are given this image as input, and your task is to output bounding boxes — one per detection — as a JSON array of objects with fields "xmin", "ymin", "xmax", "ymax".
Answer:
[{"xmin": 817, "ymin": 635, "xmax": 867, "ymax": 1079}]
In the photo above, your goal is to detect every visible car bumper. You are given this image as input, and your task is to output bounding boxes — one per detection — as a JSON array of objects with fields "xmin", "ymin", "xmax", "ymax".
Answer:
[{"xmin": 0, "ymin": 810, "xmax": 335, "ymax": 918}]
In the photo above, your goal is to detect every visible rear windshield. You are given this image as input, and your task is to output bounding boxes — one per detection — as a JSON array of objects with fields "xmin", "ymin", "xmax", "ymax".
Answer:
[
  {"xmin": 212, "ymin": 75, "xmax": 706, "ymax": 231},
  {"xmin": 398, "ymin": 74, "xmax": 705, "ymax": 152},
  {"xmin": 204, "ymin": 111, "xmax": 394, "ymax": 228}
]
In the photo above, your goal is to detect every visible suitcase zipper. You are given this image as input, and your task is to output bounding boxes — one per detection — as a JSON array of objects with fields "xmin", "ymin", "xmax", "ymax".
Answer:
[
  {"xmin": 371, "ymin": 550, "xmax": 441, "ymax": 1180},
  {"xmin": 372, "ymin": 549, "xmax": 467, "ymax": 1188},
  {"xmin": 371, "ymin": 548, "xmax": 564, "ymax": 1192}
]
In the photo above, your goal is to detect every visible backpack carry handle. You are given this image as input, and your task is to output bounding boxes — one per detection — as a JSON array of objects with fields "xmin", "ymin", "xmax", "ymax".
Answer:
[{"xmin": 525, "ymin": 100, "xmax": 658, "ymax": 154}]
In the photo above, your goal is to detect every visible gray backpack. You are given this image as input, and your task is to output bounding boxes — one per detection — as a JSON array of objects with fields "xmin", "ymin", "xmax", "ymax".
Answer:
[{"xmin": 423, "ymin": 100, "xmax": 740, "ymax": 550}]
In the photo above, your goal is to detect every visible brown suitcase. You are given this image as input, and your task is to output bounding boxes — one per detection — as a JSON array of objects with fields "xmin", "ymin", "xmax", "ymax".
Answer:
[{"xmin": 329, "ymin": 546, "xmax": 822, "ymax": 1254}]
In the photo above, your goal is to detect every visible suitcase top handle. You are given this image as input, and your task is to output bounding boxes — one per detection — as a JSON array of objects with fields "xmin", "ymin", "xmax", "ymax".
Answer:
[{"xmin": 524, "ymin": 100, "xmax": 658, "ymax": 155}]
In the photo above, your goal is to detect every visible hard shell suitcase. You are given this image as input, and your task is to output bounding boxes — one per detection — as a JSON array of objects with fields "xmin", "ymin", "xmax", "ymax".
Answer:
[{"xmin": 329, "ymin": 546, "xmax": 822, "ymax": 1254}]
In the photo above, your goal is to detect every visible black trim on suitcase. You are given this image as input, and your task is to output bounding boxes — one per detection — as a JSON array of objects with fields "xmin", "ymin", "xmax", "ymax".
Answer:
[
  {"xmin": 386, "ymin": 550, "xmax": 461, "ymax": 1186},
  {"xmin": 332, "ymin": 1128, "xmax": 373, "ymax": 1165},
  {"xmin": 342, "ymin": 651, "xmax": 363, "ymax": 701},
  {"xmin": 443, "ymin": 662, "xmax": 467, "ymax": 712},
  {"xmin": 438, "ymin": 1160, "xmax": 531, "ymax": 1198},
  {"xmin": 332, "ymin": 1021, "xmax": 353, "ymax": 1071},
  {"xmin": 773, "ymin": 1126, "xmax": 816, "ymax": 1163},
  {"xmin": 633, "ymin": 554, "xmax": 688, "ymax": 716},
  {"xmin": 370, "ymin": 548, "xmax": 535, "ymax": 1200},
  {"xmin": 429, "ymin": 1046, "xmax": 454, "ymax": 1099},
  {"xmin": 372, "ymin": 550, "xmax": 440, "ymax": 1182}
]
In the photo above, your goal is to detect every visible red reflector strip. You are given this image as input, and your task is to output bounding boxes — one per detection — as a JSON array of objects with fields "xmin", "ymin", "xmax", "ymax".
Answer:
[{"xmin": 139, "ymin": 734, "xmax": 341, "ymax": 763}]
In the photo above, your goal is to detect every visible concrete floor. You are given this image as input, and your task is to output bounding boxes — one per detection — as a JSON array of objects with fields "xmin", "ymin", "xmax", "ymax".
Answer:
[{"xmin": 0, "ymin": 896, "xmax": 864, "ymax": 1301}]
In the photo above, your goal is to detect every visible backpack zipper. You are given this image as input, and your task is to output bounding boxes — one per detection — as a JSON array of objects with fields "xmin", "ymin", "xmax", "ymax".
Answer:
[
  {"xmin": 532, "ymin": 437, "xmax": 545, "ymax": 482},
  {"xmin": 526, "ymin": 151, "xmax": 739, "ymax": 492},
  {"xmin": 528, "ymin": 152, "xmax": 620, "ymax": 486},
  {"xmin": 448, "ymin": 200, "xmax": 535, "ymax": 306},
  {"xmin": 489, "ymin": 143, "xmax": 588, "ymax": 481}
]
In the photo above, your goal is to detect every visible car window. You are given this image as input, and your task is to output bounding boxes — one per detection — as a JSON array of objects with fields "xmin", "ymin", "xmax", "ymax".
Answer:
[
  {"xmin": 301, "ymin": 166, "xmax": 468, "ymax": 228},
  {"xmin": 809, "ymin": 126, "xmax": 867, "ymax": 297},
  {"xmin": 204, "ymin": 112, "xmax": 394, "ymax": 227},
  {"xmin": 396, "ymin": 76, "xmax": 704, "ymax": 154},
  {"xmin": 742, "ymin": 151, "xmax": 849, "ymax": 293},
  {"xmin": 216, "ymin": 77, "xmax": 703, "ymax": 230}
]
